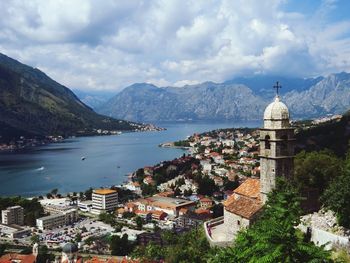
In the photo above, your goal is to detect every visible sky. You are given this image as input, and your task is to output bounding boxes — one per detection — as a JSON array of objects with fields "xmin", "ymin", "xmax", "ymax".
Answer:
[{"xmin": 0, "ymin": 0, "xmax": 350, "ymax": 92}]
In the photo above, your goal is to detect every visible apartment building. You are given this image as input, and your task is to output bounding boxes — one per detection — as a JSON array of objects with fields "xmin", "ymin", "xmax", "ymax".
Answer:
[
  {"xmin": 91, "ymin": 189, "xmax": 118, "ymax": 214},
  {"xmin": 1, "ymin": 206, "xmax": 24, "ymax": 225},
  {"xmin": 36, "ymin": 208, "xmax": 78, "ymax": 230}
]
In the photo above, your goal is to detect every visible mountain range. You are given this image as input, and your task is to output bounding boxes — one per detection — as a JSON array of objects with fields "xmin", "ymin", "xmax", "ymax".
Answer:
[
  {"xmin": 0, "ymin": 53, "xmax": 146, "ymax": 142},
  {"xmin": 96, "ymin": 73, "xmax": 350, "ymax": 122}
]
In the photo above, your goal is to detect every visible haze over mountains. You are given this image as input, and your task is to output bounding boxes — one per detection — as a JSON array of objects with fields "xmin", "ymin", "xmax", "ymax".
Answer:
[{"xmin": 96, "ymin": 73, "xmax": 350, "ymax": 122}]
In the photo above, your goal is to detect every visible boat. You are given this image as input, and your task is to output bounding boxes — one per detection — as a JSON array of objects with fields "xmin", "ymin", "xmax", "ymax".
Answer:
[
  {"xmin": 36, "ymin": 166, "xmax": 45, "ymax": 171},
  {"xmin": 81, "ymin": 156, "xmax": 86, "ymax": 161}
]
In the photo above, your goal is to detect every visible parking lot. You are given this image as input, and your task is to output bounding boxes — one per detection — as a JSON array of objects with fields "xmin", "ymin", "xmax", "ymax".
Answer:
[{"xmin": 39, "ymin": 217, "xmax": 114, "ymax": 246}]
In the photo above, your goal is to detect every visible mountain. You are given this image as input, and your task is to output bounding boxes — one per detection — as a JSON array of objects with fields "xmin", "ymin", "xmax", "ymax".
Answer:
[
  {"xmin": 98, "ymin": 82, "xmax": 266, "ymax": 122},
  {"xmin": 295, "ymin": 110, "xmax": 350, "ymax": 157},
  {"xmin": 73, "ymin": 89, "xmax": 115, "ymax": 109},
  {"xmin": 0, "ymin": 53, "xmax": 145, "ymax": 141},
  {"xmin": 98, "ymin": 73, "xmax": 350, "ymax": 122},
  {"xmin": 226, "ymin": 75, "xmax": 323, "ymax": 99},
  {"xmin": 284, "ymin": 72, "xmax": 350, "ymax": 118}
]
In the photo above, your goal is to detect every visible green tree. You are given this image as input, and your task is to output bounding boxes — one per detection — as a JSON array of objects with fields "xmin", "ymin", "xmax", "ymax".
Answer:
[
  {"xmin": 132, "ymin": 229, "xmax": 211, "ymax": 263},
  {"xmin": 30, "ymin": 234, "xmax": 40, "ymax": 244},
  {"xmin": 0, "ymin": 244, "xmax": 6, "ymax": 256},
  {"xmin": 195, "ymin": 174, "xmax": 218, "ymax": 196},
  {"xmin": 294, "ymin": 150, "xmax": 341, "ymax": 194},
  {"xmin": 84, "ymin": 187, "xmax": 93, "ymax": 200},
  {"xmin": 135, "ymin": 216, "xmax": 143, "ymax": 229},
  {"xmin": 75, "ymin": 232, "xmax": 82, "ymax": 242},
  {"xmin": 322, "ymin": 151, "xmax": 350, "ymax": 227},
  {"xmin": 98, "ymin": 212, "xmax": 116, "ymax": 226},
  {"xmin": 51, "ymin": 188, "xmax": 58, "ymax": 196},
  {"xmin": 110, "ymin": 234, "xmax": 133, "ymax": 255},
  {"xmin": 210, "ymin": 178, "xmax": 332, "ymax": 263},
  {"xmin": 36, "ymin": 245, "xmax": 54, "ymax": 263}
]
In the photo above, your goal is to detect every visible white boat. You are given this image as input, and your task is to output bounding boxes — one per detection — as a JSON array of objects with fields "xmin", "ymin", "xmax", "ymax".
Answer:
[{"xmin": 81, "ymin": 156, "xmax": 86, "ymax": 161}]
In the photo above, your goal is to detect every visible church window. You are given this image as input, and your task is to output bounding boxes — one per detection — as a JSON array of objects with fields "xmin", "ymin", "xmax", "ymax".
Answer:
[{"xmin": 265, "ymin": 135, "xmax": 271, "ymax": 149}]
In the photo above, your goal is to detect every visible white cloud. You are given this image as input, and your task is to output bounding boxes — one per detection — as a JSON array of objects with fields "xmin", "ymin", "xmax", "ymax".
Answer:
[{"xmin": 0, "ymin": 0, "xmax": 349, "ymax": 91}]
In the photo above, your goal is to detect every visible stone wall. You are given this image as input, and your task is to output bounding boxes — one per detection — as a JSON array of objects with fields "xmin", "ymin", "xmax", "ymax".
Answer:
[{"xmin": 224, "ymin": 209, "xmax": 250, "ymax": 237}]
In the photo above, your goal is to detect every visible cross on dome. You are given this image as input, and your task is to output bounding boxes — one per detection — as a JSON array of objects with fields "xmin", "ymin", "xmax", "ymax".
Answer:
[{"xmin": 273, "ymin": 81, "xmax": 282, "ymax": 96}]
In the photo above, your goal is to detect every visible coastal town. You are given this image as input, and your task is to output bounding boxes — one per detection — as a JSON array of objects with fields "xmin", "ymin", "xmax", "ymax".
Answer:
[
  {"xmin": 1, "ymin": 109, "xmax": 349, "ymax": 262},
  {"xmin": 0, "ymin": 126, "xmax": 262, "ymax": 260}
]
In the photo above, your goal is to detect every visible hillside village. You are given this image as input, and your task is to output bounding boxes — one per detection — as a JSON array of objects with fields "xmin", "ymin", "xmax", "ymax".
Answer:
[{"xmin": 1, "ymin": 108, "xmax": 350, "ymax": 262}]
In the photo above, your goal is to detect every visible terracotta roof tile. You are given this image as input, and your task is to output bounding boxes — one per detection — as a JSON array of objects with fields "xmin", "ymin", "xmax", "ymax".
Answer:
[
  {"xmin": 0, "ymin": 254, "xmax": 36, "ymax": 263},
  {"xmin": 94, "ymin": 189, "xmax": 117, "ymax": 195},
  {"xmin": 233, "ymin": 178, "xmax": 261, "ymax": 199},
  {"xmin": 225, "ymin": 196, "xmax": 263, "ymax": 219}
]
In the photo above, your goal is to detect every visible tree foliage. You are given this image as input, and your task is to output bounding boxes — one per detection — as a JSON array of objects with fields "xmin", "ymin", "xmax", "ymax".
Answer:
[
  {"xmin": 110, "ymin": 234, "xmax": 134, "ymax": 256},
  {"xmin": 195, "ymin": 174, "xmax": 218, "ymax": 196},
  {"xmin": 322, "ymin": 150, "xmax": 350, "ymax": 228},
  {"xmin": 294, "ymin": 150, "xmax": 342, "ymax": 195},
  {"xmin": 132, "ymin": 229, "xmax": 211, "ymax": 263},
  {"xmin": 210, "ymin": 178, "xmax": 332, "ymax": 263},
  {"xmin": 98, "ymin": 212, "xmax": 116, "ymax": 226}
]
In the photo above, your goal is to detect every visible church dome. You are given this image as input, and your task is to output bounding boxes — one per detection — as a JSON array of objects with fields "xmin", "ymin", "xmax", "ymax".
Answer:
[
  {"xmin": 263, "ymin": 96, "xmax": 289, "ymax": 121},
  {"xmin": 62, "ymin": 242, "xmax": 78, "ymax": 254}
]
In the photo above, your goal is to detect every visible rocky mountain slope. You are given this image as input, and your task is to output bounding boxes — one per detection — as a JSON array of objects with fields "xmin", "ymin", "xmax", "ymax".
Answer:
[
  {"xmin": 285, "ymin": 72, "xmax": 350, "ymax": 118},
  {"xmin": 98, "ymin": 73, "xmax": 350, "ymax": 122},
  {"xmin": 0, "ymin": 53, "xmax": 144, "ymax": 141},
  {"xmin": 99, "ymin": 83, "xmax": 265, "ymax": 122}
]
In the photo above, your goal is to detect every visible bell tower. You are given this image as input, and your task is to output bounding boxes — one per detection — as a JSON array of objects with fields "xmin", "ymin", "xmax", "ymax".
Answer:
[{"xmin": 259, "ymin": 82, "xmax": 295, "ymax": 203}]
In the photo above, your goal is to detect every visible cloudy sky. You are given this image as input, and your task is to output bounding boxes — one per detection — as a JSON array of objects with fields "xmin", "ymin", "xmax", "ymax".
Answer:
[{"xmin": 0, "ymin": 0, "xmax": 350, "ymax": 91}]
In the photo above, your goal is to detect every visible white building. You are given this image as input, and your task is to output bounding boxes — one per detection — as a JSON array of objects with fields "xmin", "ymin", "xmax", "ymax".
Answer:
[
  {"xmin": 77, "ymin": 200, "xmax": 93, "ymax": 212},
  {"xmin": 1, "ymin": 206, "xmax": 24, "ymax": 225},
  {"xmin": 36, "ymin": 208, "xmax": 78, "ymax": 230},
  {"xmin": 91, "ymin": 189, "xmax": 118, "ymax": 214}
]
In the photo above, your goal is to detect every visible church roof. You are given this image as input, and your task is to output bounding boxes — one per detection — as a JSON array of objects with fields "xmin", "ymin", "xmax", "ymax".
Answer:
[
  {"xmin": 225, "ymin": 196, "xmax": 263, "ymax": 219},
  {"xmin": 263, "ymin": 96, "xmax": 289, "ymax": 121},
  {"xmin": 233, "ymin": 178, "xmax": 261, "ymax": 199},
  {"xmin": 62, "ymin": 242, "xmax": 78, "ymax": 253}
]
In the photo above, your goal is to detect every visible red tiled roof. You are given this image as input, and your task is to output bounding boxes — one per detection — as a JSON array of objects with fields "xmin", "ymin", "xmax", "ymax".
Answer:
[
  {"xmin": 225, "ymin": 196, "xmax": 263, "ymax": 219},
  {"xmin": 200, "ymin": 197, "xmax": 213, "ymax": 203},
  {"xmin": 233, "ymin": 178, "xmax": 261, "ymax": 199},
  {"xmin": 84, "ymin": 257, "xmax": 140, "ymax": 263},
  {"xmin": 0, "ymin": 254, "xmax": 36, "ymax": 263},
  {"xmin": 151, "ymin": 210, "xmax": 167, "ymax": 216}
]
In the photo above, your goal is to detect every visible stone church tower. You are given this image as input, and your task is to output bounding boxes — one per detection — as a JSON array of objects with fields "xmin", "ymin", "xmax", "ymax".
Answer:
[{"xmin": 259, "ymin": 84, "xmax": 295, "ymax": 203}]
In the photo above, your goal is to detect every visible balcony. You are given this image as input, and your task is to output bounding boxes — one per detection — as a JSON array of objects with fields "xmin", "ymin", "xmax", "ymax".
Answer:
[{"xmin": 203, "ymin": 216, "xmax": 234, "ymax": 247}]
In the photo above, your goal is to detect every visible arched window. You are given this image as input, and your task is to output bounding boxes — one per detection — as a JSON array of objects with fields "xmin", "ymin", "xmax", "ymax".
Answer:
[{"xmin": 265, "ymin": 135, "xmax": 271, "ymax": 149}]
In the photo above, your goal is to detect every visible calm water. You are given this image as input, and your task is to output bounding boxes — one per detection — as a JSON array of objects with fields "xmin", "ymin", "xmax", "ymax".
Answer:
[{"xmin": 0, "ymin": 121, "xmax": 260, "ymax": 197}]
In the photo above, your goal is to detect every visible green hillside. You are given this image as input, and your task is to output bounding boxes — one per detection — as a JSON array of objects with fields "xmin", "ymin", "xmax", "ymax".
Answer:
[
  {"xmin": 0, "ymin": 53, "xmax": 144, "ymax": 142},
  {"xmin": 295, "ymin": 112, "xmax": 350, "ymax": 157}
]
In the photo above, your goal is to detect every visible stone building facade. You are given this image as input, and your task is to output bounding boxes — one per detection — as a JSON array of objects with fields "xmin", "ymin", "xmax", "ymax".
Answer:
[
  {"xmin": 259, "ymin": 96, "xmax": 295, "ymax": 203},
  {"xmin": 222, "ymin": 92, "xmax": 295, "ymax": 238}
]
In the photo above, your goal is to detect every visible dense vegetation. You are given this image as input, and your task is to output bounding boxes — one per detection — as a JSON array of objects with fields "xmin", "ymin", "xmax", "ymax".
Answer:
[
  {"xmin": 294, "ymin": 146, "xmax": 350, "ymax": 228},
  {"xmin": 321, "ymin": 149, "xmax": 350, "ymax": 228},
  {"xmin": 0, "ymin": 196, "xmax": 44, "ymax": 226},
  {"xmin": 295, "ymin": 112, "xmax": 350, "ymax": 157},
  {"xmin": 132, "ymin": 229, "xmax": 211, "ymax": 263}
]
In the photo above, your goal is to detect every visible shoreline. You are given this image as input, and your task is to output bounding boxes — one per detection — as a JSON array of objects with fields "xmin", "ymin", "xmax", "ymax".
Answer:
[{"xmin": 0, "ymin": 126, "xmax": 166, "ymax": 153}]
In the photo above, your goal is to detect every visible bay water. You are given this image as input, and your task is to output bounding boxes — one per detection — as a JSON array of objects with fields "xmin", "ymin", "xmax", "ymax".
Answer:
[{"xmin": 0, "ymin": 121, "xmax": 260, "ymax": 197}]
